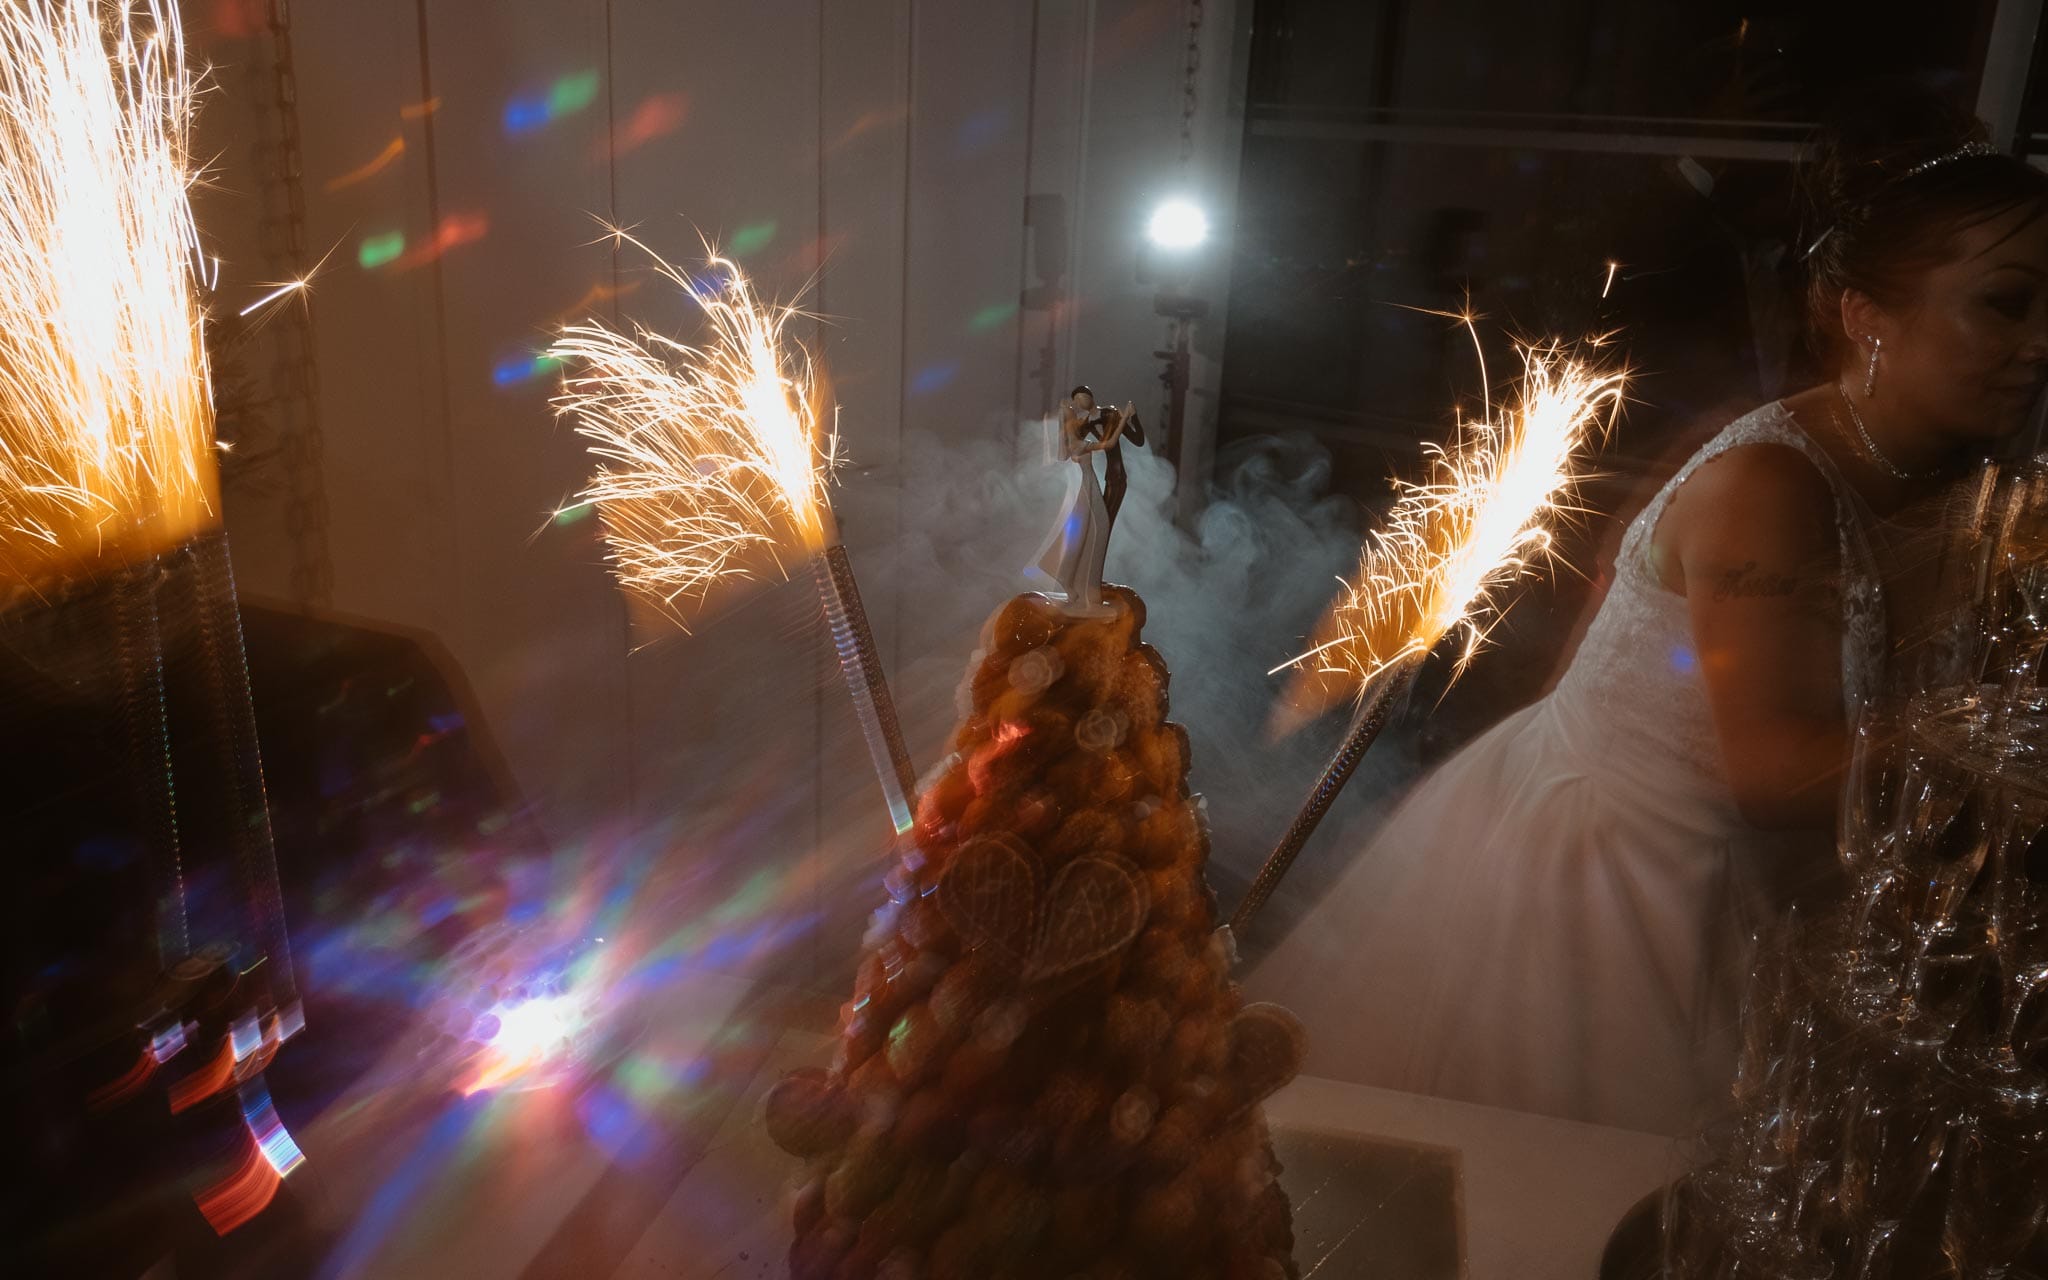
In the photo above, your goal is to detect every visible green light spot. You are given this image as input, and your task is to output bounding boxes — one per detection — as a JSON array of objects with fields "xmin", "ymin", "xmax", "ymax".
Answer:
[
  {"xmin": 618, "ymin": 1055, "xmax": 675, "ymax": 1103},
  {"xmin": 548, "ymin": 69, "xmax": 601, "ymax": 117},
  {"xmin": 554, "ymin": 501, "xmax": 593, "ymax": 527},
  {"xmin": 358, "ymin": 231, "xmax": 406, "ymax": 269},
  {"xmin": 967, "ymin": 300, "xmax": 1019, "ymax": 332},
  {"xmin": 728, "ymin": 220, "xmax": 777, "ymax": 256}
]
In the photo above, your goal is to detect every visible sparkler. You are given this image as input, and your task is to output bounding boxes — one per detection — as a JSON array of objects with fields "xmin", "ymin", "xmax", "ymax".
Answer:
[
  {"xmin": 0, "ymin": 0, "xmax": 217, "ymax": 593},
  {"xmin": 1231, "ymin": 321, "xmax": 1626, "ymax": 932},
  {"xmin": 552, "ymin": 234, "xmax": 918, "ymax": 831},
  {"xmin": 0, "ymin": 0, "xmax": 302, "ymax": 1112}
]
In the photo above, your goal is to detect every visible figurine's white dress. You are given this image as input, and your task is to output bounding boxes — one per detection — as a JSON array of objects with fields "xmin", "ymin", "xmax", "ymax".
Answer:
[
  {"xmin": 1250, "ymin": 404, "xmax": 1885, "ymax": 1135},
  {"xmin": 1028, "ymin": 423, "xmax": 1114, "ymax": 617}
]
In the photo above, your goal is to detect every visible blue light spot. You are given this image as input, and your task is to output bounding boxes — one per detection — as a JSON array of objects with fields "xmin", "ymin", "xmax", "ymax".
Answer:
[
  {"xmin": 503, "ymin": 94, "xmax": 550, "ymax": 135},
  {"xmin": 492, "ymin": 352, "xmax": 562, "ymax": 388},
  {"xmin": 957, "ymin": 108, "xmax": 1005, "ymax": 153},
  {"xmin": 909, "ymin": 361, "xmax": 958, "ymax": 396},
  {"xmin": 576, "ymin": 1085, "xmax": 657, "ymax": 1165},
  {"xmin": 1670, "ymin": 645, "xmax": 1697, "ymax": 675}
]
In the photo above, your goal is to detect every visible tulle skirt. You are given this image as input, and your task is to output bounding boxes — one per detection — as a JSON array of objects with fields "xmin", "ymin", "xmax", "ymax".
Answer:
[{"xmin": 1248, "ymin": 696, "xmax": 1790, "ymax": 1136}]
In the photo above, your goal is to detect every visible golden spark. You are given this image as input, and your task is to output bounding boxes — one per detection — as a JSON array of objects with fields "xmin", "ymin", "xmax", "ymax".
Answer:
[
  {"xmin": 237, "ymin": 278, "xmax": 308, "ymax": 317},
  {"xmin": 549, "ymin": 231, "xmax": 836, "ymax": 629},
  {"xmin": 1274, "ymin": 316, "xmax": 1626, "ymax": 721},
  {"xmin": 0, "ymin": 0, "xmax": 218, "ymax": 594}
]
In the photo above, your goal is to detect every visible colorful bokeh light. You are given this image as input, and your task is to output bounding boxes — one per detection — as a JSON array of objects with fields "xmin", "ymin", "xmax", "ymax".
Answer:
[
  {"xmin": 504, "ymin": 69, "xmax": 601, "ymax": 136},
  {"xmin": 967, "ymin": 300, "xmax": 1018, "ymax": 333},
  {"xmin": 358, "ymin": 230, "xmax": 405, "ymax": 270},
  {"xmin": 492, "ymin": 351, "xmax": 564, "ymax": 388},
  {"xmin": 727, "ymin": 219, "xmax": 777, "ymax": 256}
]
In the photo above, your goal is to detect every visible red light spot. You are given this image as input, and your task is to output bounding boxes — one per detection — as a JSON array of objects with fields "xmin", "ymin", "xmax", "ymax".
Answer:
[
  {"xmin": 194, "ymin": 1138, "xmax": 282, "ymax": 1236},
  {"xmin": 393, "ymin": 213, "xmax": 491, "ymax": 271},
  {"xmin": 210, "ymin": 0, "xmax": 267, "ymax": 39},
  {"xmin": 607, "ymin": 92, "xmax": 689, "ymax": 158},
  {"xmin": 168, "ymin": 1040, "xmax": 236, "ymax": 1114},
  {"xmin": 86, "ymin": 1047, "xmax": 156, "ymax": 1109}
]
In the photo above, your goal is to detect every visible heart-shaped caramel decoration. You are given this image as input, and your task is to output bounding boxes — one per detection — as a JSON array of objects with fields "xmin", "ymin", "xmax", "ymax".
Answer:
[
  {"xmin": 935, "ymin": 833, "xmax": 1037, "ymax": 968},
  {"xmin": 1226, "ymin": 1002, "xmax": 1305, "ymax": 1111},
  {"xmin": 936, "ymin": 839, "xmax": 1149, "ymax": 983},
  {"xmin": 1024, "ymin": 854, "xmax": 1149, "ymax": 981}
]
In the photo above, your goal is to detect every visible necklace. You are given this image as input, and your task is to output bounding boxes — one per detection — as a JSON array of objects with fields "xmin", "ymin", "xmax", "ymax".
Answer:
[{"xmin": 1835, "ymin": 386, "xmax": 1924, "ymax": 482}]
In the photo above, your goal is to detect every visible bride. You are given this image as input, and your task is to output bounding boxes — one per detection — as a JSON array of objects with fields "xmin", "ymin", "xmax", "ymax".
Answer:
[{"xmin": 1250, "ymin": 92, "xmax": 2048, "ymax": 1135}]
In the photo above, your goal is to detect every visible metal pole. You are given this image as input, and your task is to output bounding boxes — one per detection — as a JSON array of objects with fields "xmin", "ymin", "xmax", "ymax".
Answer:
[
  {"xmin": 1230, "ymin": 658, "xmax": 1420, "ymax": 933},
  {"xmin": 111, "ymin": 558, "xmax": 187, "ymax": 967},
  {"xmin": 190, "ymin": 531, "xmax": 297, "ymax": 1022},
  {"xmin": 813, "ymin": 541, "xmax": 918, "ymax": 833}
]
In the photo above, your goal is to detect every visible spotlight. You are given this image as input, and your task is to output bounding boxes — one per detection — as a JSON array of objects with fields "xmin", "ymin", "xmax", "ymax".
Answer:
[{"xmin": 1146, "ymin": 198, "xmax": 1209, "ymax": 251}]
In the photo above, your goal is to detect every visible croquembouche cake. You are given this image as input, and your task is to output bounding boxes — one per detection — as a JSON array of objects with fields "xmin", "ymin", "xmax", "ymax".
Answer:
[{"xmin": 765, "ymin": 584, "xmax": 1305, "ymax": 1280}]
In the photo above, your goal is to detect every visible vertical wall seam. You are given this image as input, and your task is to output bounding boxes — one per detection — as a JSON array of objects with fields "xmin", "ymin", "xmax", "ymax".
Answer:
[
  {"xmin": 410, "ymin": 0, "xmax": 462, "ymax": 649},
  {"xmin": 1009, "ymin": 0, "xmax": 1045, "ymax": 457},
  {"xmin": 600, "ymin": 0, "xmax": 639, "ymax": 817},
  {"xmin": 891, "ymin": 0, "xmax": 917, "ymax": 681}
]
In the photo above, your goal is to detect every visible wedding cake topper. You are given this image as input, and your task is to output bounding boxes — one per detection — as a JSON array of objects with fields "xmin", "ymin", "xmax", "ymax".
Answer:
[{"xmin": 1028, "ymin": 385, "xmax": 1145, "ymax": 617}]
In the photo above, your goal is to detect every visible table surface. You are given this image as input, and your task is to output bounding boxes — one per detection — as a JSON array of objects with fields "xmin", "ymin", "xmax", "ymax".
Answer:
[
  {"xmin": 300, "ymin": 974, "xmax": 1682, "ymax": 1280},
  {"xmin": 610, "ymin": 1030, "xmax": 1682, "ymax": 1280}
]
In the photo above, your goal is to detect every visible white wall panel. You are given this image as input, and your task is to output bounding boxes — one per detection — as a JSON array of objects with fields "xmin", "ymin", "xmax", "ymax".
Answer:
[{"xmin": 421, "ymin": 0, "xmax": 633, "ymax": 831}]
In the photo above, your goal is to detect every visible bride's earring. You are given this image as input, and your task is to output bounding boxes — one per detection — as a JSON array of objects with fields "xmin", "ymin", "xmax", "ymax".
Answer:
[{"xmin": 1862, "ymin": 334, "xmax": 1882, "ymax": 398}]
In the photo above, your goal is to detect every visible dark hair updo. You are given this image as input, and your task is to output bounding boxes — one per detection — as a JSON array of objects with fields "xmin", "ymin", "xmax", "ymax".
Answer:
[{"xmin": 1798, "ymin": 82, "xmax": 2048, "ymax": 367}]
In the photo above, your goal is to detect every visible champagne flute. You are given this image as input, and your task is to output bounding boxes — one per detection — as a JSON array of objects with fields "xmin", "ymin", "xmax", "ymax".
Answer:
[
  {"xmin": 1839, "ymin": 1075, "xmax": 1954, "ymax": 1280},
  {"xmin": 1898, "ymin": 934, "xmax": 1991, "ymax": 1052},
  {"xmin": 1989, "ymin": 462, "xmax": 2048, "ymax": 700},
  {"xmin": 1908, "ymin": 789, "xmax": 1991, "ymax": 951},
  {"xmin": 1842, "ymin": 703, "xmax": 1908, "ymax": 884},
  {"xmin": 1941, "ymin": 1121, "xmax": 2048, "ymax": 1279},
  {"xmin": 1977, "ymin": 905, "xmax": 2048, "ymax": 1104}
]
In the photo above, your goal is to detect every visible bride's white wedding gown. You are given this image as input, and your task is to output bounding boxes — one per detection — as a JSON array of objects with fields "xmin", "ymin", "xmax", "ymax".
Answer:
[
  {"xmin": 1028, "ymin": 427, "xmax": 1114, "ymax": 617},
  {"xmin": 1249, "ymin": 403, "xmax": 1886, "ymax": 1135}
]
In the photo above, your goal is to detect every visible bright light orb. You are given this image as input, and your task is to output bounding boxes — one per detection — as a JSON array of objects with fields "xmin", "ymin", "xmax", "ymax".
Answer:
[
  {"xmin": 463, "ymin": 993, "xmax": 582, "ymax": 1094},
  {"xmin": 1146, "ymin": 198, "xmax": 1209, "ymax": 251}
]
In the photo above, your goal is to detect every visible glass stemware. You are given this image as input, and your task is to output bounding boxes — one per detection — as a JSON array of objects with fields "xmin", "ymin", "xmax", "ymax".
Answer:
[
  {"xmin": 1972, "ymin": 906, "xmax": 2048, "ymax": 1106},
  {"xmin": 1940, "ymin": 1121, "xmax": 2048, "ymax": 1279},
  {"xmin": 1842, "ymin": 704, "xmax": 1907, "ymax": 886},
  {"xmin": 1991, "ymin": 463, "xmax": 2048, "ymax": 699},
  {"xmin": 1838, "ymin": 1076, "xmax": 1954, "ymax": 1280}
]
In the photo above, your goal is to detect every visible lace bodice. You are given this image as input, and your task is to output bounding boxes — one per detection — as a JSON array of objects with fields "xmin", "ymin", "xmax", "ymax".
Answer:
[{"xmin": 1550, "ymin": 402, "xmax": 1886, "ymax": 816}]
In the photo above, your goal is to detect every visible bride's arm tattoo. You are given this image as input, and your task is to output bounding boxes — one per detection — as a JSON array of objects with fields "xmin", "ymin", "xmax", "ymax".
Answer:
[
  {"xmin": 1709, "ymin": 560, "xmax": 1794, "ymax": 600},
  {"xmin": 1709, "ymin": 559, "xmax": 1841, "ymax": 611}
]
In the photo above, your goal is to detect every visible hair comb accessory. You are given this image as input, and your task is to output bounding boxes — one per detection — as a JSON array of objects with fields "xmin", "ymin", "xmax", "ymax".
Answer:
[{"xmin": 1900, "ymin": 140, "xmax": 1999, "ymax": 180}]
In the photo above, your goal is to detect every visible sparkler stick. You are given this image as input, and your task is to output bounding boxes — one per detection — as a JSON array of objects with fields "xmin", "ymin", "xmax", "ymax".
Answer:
[
  {"xmin": 0, "ymin": 1, "xmax": 302, "ymax": 1028},
  {"xmin": 1232, "ymin": 324, "xmax": 1626, "ymax": 932},
  {"xmin": 0, "ymin": 0, "xmax": 217, "ymax": 594},
  {"xmin": 1230, "ymin": 658, "xmax": 1418, "ymax": 933},
  {"xmin": 552, "ymin": 236, "xmax": 917, "ymax": 830}
]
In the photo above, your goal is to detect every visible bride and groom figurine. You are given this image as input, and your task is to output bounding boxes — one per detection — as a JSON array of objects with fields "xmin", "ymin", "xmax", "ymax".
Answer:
[{"xmin": 1028, "ymin": 385, "xmax": 1146, "ymax": 617}]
